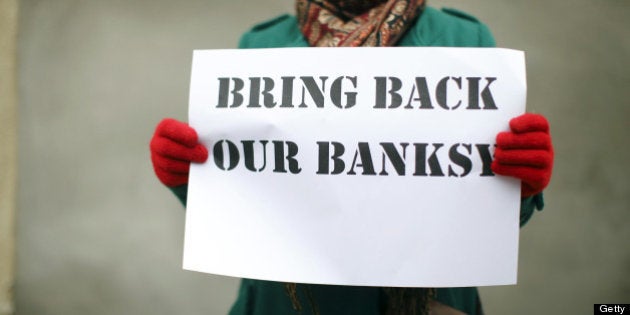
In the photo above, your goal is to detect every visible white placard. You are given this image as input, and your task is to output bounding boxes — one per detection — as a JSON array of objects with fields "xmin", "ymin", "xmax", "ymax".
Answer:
[{"xmin": 184, "ymin": 47, "xmax": 526, "ymax": 287}]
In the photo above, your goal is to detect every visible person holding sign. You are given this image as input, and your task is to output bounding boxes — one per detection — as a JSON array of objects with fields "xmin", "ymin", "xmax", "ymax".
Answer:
[{"xmin": 150, "ymin": 0, "xmax": 554, "ymax": 314}]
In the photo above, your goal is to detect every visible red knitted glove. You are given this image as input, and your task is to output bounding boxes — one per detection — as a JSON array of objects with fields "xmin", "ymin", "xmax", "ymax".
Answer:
[
  {"xmin": 150, "ymin": 118, "xmax": 208, "ymax": 187},
  {"xmin": 491, "ymin": 113, "xmax": 554, "ymax": 197}
]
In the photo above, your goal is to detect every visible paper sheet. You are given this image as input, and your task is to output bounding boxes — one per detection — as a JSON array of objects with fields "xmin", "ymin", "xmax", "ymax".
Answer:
[{"xmin": 184, "ymin": 47, "xmax": 526, "ymax": 287}]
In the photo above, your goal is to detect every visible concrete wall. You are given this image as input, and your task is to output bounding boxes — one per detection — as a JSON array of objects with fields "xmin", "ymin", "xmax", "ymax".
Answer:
[
  {"xmin": 1, "ymin": 0, "xmax": 18, "ymax": 314},
  {"xmin": 15, "ymin": 0, "xmax": 629, "ymax": 314}
]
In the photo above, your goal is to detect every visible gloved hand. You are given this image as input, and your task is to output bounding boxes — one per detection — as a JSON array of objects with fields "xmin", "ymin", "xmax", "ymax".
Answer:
[
  {"xmin": 491, "ymin": 113, "xmax": 554, "ymax": 197},
  {"xmin": 150, "ymin": 118, "xmax": 208, "ymax": 187}
]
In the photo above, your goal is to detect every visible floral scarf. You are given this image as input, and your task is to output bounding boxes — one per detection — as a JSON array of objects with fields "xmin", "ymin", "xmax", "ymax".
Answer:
[{"xmin": 296, "ymin": 0, "xmax": 425, "ymax": 47}]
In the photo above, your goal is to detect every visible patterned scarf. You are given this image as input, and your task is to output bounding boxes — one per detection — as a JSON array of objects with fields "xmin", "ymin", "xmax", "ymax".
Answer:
[{"xmin": 296, "ymin": 0, "xmax": 425, "ymax": 47}]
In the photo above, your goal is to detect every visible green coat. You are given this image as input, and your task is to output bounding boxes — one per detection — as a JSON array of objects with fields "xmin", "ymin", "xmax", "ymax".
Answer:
[{"xmin": 170, "ymin": 6, "xmax": 545, "ymax": 315}]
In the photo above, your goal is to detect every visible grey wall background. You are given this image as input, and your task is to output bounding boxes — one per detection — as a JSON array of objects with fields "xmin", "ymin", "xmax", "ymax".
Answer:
[
  {"xmin": 15, "ymin": 0, "xmax": 629, "ymax": 314},
  {"xmin": 1, "ymin": 0, "xmax": 18, "ymax": 314}
]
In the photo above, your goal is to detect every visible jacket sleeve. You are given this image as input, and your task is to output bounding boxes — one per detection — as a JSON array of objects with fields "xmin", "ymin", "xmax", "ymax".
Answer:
[
  {"xmin": 519, "ymin": 193, "xmax": 545, "ymax": 227},
  {"xmin": 440, "ymin": 7, "xmax": 496, "ymax": 47},
  {"xmin": 168, "ymin": 185, "xmax": 188, "ymax": 206},
  {"xmin": 477, "ymin": 21, "xmax": 495, "ymax": 47}
]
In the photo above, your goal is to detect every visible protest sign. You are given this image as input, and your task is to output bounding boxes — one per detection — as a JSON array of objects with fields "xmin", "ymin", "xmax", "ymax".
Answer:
[{"xmin": 184, "ymin": 47, "xmax": 526, "ymax": 287}]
